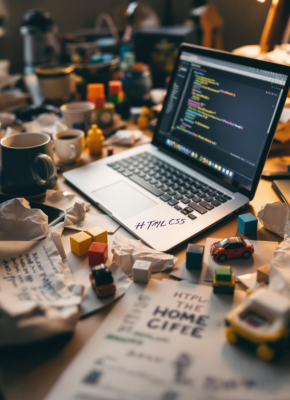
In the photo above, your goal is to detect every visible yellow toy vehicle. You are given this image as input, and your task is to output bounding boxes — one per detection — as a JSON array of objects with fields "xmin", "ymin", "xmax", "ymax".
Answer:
[{"xmin": 225, "ymin": 287, "xmax": 290, "ymax": 361}]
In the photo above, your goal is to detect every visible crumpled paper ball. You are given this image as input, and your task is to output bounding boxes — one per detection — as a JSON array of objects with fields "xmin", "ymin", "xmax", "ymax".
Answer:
[
  {"xmin": 269, "ymin": 234, "xmax": 290, "ymax": 298},
  {"xmin": 112, "ymin": 234, "xmax": 178, "ymax": 276},
  {"xmin": 0, "ymin": 198, "xmax": 48, "ymax": 240},
  {"xmin": 45, "ymin": 190, "xmax": 90, "ymax": 212},
  {"xmin": 257, "ymin": 202, "xmax": 289, "ymax": 237},
  {"xmin": 64, "ymin": 202, "xmax": 86, "ymax": 227}
]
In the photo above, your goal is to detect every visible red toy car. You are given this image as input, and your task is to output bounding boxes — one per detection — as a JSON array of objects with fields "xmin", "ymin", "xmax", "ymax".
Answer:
[{"xmin": 210, "ymin": 237, "xmax": 254, "ymax": 262}]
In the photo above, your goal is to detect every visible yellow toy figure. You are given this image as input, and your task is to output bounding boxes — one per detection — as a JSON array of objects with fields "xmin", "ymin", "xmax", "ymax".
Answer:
[{"xmin": 86, "ymin": 124, "xmax": 104, "ymax": 156}]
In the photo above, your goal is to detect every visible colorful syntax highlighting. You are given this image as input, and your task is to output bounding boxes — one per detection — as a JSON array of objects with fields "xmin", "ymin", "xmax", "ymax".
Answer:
[{"xmin": 177, "ymin": 70, "xmax": 243, "ymax": 144}]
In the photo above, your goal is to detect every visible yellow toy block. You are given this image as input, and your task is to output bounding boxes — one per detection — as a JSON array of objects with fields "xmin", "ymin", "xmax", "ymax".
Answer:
[
  {"xmin": 70, "ymin": 231, "xmax": 92, "ymax": 256},
  {"xmin": 86, "ymin": 225, "xmax": 108, "ymax": 243}
]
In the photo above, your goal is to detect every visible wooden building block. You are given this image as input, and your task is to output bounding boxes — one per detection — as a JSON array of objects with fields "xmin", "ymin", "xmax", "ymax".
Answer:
[
  {"xmin": 70, "ymin": 231, "xmax": 92, "ymax": 257},
  {"xmin": 88, "ymin": 242, "xmax": 108, "ymax": 266},
  {"xmin": 132, "ymin": 260, "xmax": 152, "ymax": 283},
  {"xmin": 257, "ymin": 263, "xmax": 270, "ymax": 284},
  {"xmin": 237, "ymin": 213, "xmax": 258, "ymax": 236},
  {"xmin": 86, "ymin": 225, "xmax": 108, "ymax": 243},
  {"xmin": 186, "ymin": 244, "xmax": 204, "ymax": 270}
]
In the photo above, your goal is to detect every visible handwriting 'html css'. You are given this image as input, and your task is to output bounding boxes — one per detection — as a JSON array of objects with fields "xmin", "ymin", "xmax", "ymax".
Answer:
[{"xmin": 135, "ymin": 218, "xmax": 186, "ymax": 230}]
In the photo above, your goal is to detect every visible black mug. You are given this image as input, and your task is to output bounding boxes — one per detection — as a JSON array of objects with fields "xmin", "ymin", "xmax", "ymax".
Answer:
[{"xmin": 0, "ymin": 133, "xmax": 58, "ymax": 197}]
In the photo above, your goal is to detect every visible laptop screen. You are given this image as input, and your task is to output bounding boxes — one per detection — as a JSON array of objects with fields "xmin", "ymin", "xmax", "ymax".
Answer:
[{"xmin": 155, "ymin": 49, "xmax": 289, "ymax": 191}]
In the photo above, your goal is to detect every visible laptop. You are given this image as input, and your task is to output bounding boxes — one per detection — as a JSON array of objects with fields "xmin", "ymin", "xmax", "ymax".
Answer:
[{"xmin": 63, "ymin": 44, "xmax": 290, "ymax": 251}]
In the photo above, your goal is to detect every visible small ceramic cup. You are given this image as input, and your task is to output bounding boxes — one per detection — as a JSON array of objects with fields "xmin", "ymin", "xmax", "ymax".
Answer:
[
  {"xmin": 53, "ymin": 129, "xmax": 84, "ymax": 164},
  {"xmin": 60, "ymin": 101, "xmax": 95, "ymax": 132}
]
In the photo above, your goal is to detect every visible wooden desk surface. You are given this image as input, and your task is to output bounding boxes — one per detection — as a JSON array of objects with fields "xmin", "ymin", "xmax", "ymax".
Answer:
[{"xmin": 1, "ymin": 128, "xmax": 289, "ymax": 400}]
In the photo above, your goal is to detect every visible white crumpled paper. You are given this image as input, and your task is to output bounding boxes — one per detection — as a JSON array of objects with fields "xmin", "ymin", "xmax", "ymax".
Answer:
[
  {"xmin": 23, "ymin": 113, "xmax": 67, "ymax": 136},
  {"xmin": 269, "ymin": 234, "xmax": 290, "ymax": 298},
  {"xmin": 111, "ymin": 234, "xmax": 178, "ymax": 276},
  {"xmin": 0, "ymin": 237, "xmax": 85, "ymax": 345},
  {"xmin": 67, "ymin": 256, "xmax": 131, "ymax": 317},
  {"xmin": 64, "ymin": 207, "xmax": 120, "ymax": 234},
  {"xmin": 45, "ymin": 190, "xmax": 90, "ymax": 213},
  {"xmin": 257, "ymin": 202, "xmax": 290, "ymax": 237},
  {"xmin": 64, "ymin": 202, "xmax": 86, "ymax": 227},
  {"xmin": 0, "ymin": 198, "xmax": 48, "ymax": 240},
  {"xmin": 103, "ymin": 129, "xmax": 143, "ymax": 146}
]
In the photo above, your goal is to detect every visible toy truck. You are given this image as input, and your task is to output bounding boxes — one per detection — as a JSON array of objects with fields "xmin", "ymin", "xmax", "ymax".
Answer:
[
  {"xmin": 90, "ymin": 264, "xmax": 116, "ymax": 298},
  {"xmin": 225, "ymin": 288, "xmax": 290, "ymax": 361}
]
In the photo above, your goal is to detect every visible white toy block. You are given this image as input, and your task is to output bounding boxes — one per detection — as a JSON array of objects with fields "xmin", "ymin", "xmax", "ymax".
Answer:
[{"xmin": 132, "ymin": 260, "xmax": 152, "ymax": 283}]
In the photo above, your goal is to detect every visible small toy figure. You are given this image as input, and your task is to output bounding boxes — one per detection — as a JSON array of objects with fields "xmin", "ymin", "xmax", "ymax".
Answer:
[
  {"xmin": 210, "ymin": 236, "xmax": 254, "ymax": 262},
  {"xmin": 213, "ymin": 265, "xmax": 235, "ymax": 294},
  {"xmin": 107, "ymin": 146, "xmax": 114, "ymax": 156},
  {"xmin": 225, "ymin": 287, "xmax": 290, "ymax": 361},
  {"xmin": 86, "ymin": 125, "xmax": 104, "ymax": 156},
  {"xmin": 89, "ymin": 264, "xmax": 116, "ymax": 298},
  {"xmin": 186, "ymin": 243, "xmax": 204, "ymax": 270}
]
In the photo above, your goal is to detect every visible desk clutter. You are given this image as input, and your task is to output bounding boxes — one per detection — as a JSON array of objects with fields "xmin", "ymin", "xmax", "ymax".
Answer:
[{"xmin": 2, "ymin": 8, "xmax": 290, "ymax": 397}]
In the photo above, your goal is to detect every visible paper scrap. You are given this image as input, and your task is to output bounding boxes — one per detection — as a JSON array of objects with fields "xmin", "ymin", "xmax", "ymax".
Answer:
[
  {"xmin": 64, "ymin": 202, "xmax": 86, "ymax": 227},
  {"xmin": 257, "ymin": 202, "xmax": 289, "ymax": 237},
  {"xmin": 170, "ymin": 261, "xmax": 202, "ymax": 284},
  {"xmin": 45, "ymin": 190, "xmax": 90, "ymax": 212},
  {"xmin": 64, "ymin": 212, "xmax": 120, "ymax": 234},
  {"xmin": 0, "ymin": 237, "xmax": 85, "ymax": 345},
  {"xmin": 111, "ymin": 234, "xmax": 178, "ymax": 276},
  {"xmin": 67, "ymin": 252, "xmax": 131, "ymax": 317},
  {"xmin": 0, "ymin": 197, "xmax": 48, "ymax": 240},
  {"xmin": 23, "ymin": 113, "xmax": 67, "ymax": 136},
  {"xmin": 269, "ymin": 234, "xmax": 290, "ymax": 298},
  {"xmin": 103, "ymin": 129, "xmax": 142, "ymax": 146},
  {"xmin": 237, "ymin": 272, "xmax": 258, "ymax": 291}
]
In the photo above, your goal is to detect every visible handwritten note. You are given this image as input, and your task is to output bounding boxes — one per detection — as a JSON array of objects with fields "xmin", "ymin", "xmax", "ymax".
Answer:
[{"xmin": 0, "ymin": 237, "xmax": 83, "ymax": 310}]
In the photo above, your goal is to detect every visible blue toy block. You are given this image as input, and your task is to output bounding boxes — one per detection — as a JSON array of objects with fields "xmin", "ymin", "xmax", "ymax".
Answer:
[
  {"xmin": 186, "ymin": 244, "xmax": 204, "ymax": 270},
  {"xmin": 237, "ymin": 213, "xmax": 258, "ymax": 236}
]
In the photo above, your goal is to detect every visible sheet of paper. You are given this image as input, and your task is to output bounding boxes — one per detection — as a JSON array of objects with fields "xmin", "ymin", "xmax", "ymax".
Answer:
[
  {"xmin": 170, "ymin": 261, "xmax": 203, "ymax": 284},
  {"xmin": 0, "ymin": 238, "xmax": 84, "ymax": 310},
  {"xmin": 0, "ymin": 237, "xmax": 84, "ymax": 345},
  {"xmin": 237, "ymin": 272, "xmax": 258, "ymax": 290},
  {"xmin": 65, "ymin": 213, "xmax": 120, "ymax": 235},
  {"xmin": 203, "ymin": 238, "xmax": 278, "ymax": 282},
  {"xmin": 45, "ymin": 279, "xmax": 290, "ymax": 400}
]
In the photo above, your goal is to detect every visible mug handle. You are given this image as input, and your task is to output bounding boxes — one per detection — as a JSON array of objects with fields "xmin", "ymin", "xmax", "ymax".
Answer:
[
  {"xmin": 34, "ymin": 154, "xmax": 55, "ymax": 186},
  {"xmin": 69, "ymin": 143, "xmax": 76, "ymax": 160}
]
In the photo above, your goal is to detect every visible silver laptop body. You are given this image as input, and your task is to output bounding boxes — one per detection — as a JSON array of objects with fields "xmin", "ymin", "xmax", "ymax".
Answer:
[{"xmin": 64, "ymin": 44, "xmax": 290, "ymax": 251}]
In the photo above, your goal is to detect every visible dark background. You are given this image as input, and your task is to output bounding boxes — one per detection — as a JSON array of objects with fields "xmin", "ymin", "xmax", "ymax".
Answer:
[{"xmin": 0, "ymin": 0, "xmax": 271, "ymax": 73}]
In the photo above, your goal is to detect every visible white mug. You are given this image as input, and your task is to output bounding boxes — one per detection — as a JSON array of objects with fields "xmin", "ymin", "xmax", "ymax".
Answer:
[
  {"xmin": 53, "ymin": 129, "xmax": 84, "ymax": 164},
  {"xmin": 60, "ymin": 101, "xmax": 95, "ymax": 131}
]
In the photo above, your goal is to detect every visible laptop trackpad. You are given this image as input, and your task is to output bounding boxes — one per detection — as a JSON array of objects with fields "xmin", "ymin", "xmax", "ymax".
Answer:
[{"xmin": 92, "ymin": 180, "xmax": 157, "ymax": 219}]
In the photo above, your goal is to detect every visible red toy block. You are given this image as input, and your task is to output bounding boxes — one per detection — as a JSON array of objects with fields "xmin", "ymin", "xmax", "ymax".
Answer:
[{"xmin": 88, "ymin": 242, "xmax": 108, "ymax": 266}]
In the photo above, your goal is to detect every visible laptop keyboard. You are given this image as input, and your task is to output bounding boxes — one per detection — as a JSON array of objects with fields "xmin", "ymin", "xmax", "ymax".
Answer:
[{"xmin": 107, "ymin": 152, "xmax": 232, "ymax": 220}]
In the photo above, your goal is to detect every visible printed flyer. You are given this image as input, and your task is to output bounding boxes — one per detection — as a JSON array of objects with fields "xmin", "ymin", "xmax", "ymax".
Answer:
[{"xmin": 45, "ymin": 279, "xmax": 290, "ymax": 400}]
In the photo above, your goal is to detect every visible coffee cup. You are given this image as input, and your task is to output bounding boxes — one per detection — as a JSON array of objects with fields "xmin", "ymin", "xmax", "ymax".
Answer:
[
  {"xmin": 53, "ymin": 129, "xmax": 84, "ymax": 164},
  {"xmin": 0, "ymin": 133, "xmax": 57, "ymax": 197},
  {"xmin": 60, "ymin": 101, "xmax": 95, "ymax": 132},
  {"xmin": 35, "ymin": 63, "xmax": 76, "ymax": 105}
]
